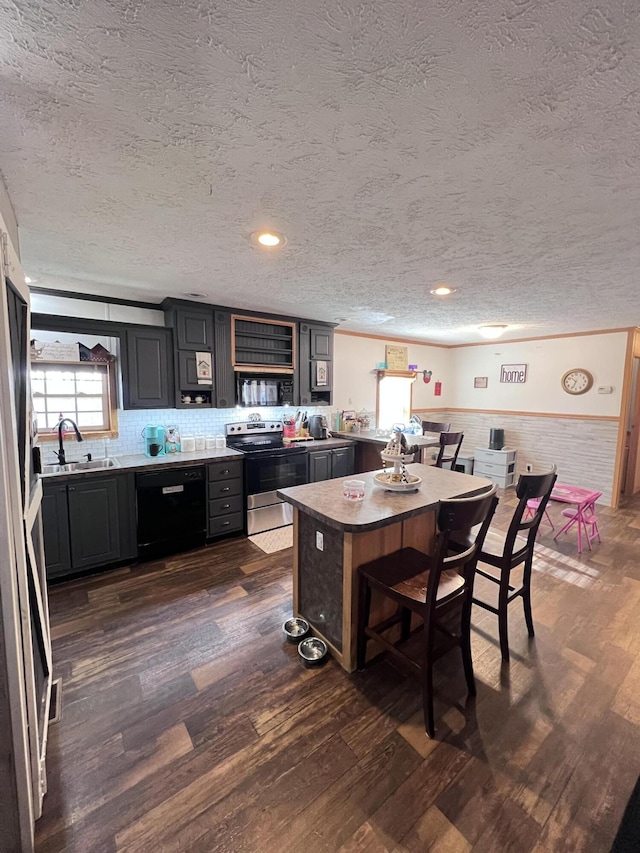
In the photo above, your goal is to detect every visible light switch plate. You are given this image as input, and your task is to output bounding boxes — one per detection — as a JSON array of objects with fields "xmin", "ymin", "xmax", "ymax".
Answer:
[
  {"xmin": 597, "ymin": 386, "xmax": 613, "ymax": 394},
  {"xmin": 316, "ymin": 531, "xmax": 323, "ymax": 551}
]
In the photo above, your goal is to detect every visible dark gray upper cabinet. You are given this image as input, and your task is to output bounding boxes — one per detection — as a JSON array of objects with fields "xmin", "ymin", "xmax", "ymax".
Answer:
[
  {"xmin": 214, "ymin": 311, "xmax": 236, "ymax": 409},
  {"xmin": 299, "ymin": 323, "xmax": 334, "ymax": 407},
  {"xmin": 42, "ymin": 483, "xmax": 71, "ymax": 578},
  {"xmin": 123, "ymin": 327, "xmax": 174, "ymax": 409},
  {"xmin": 178, "ymin": 350, "xmax": 204, "ymax": 391},
  {"xmin": 175, "ymin": 309, "xmax": 214, "ymax": 351},
  {"xmin": 310, "ymin": 327, "xmax": 333, "ymax": 360}
]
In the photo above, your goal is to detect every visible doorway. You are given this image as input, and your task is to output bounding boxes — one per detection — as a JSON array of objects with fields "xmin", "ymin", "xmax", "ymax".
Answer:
[{"xmin": 623, "ymin": 356, "xmax": 640, "ymax": 497}]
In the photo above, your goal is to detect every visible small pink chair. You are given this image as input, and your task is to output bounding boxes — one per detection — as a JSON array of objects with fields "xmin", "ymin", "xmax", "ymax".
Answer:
[
  {"xmin": 524, "ymin": 497, "xmax": 554, "ymax": 530},
  {"xmin": 559, "ymin": 505, "xmax": 601, "ymax": 550}
]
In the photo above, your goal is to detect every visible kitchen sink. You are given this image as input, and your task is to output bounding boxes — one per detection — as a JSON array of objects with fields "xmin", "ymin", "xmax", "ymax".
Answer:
[{"xmin": 43, "ymin": 458, "xmax": 121, "ymax": 475}]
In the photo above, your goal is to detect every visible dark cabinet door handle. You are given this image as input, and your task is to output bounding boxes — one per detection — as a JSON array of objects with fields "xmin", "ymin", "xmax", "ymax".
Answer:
[
  {"xmin": 69, "ymin": 486, "xmax": 76, "ymax": 492},
  {"xmin": 221, "ymin": 486, "xmax": 230, "ymax": 492},
  {"xmin": 221, "ymin": 469, "xmax": 229, "ymax": 475},
  {"xmin": 222, "ymin": 521, "xmax": 230, "ymax": 526},
  {"xmin": 59, "ymin": 486, "xmax": 66, "ymax": 493},
  {"xmin": 222, "ymin": 503, "xmax": 230, "ymax": 509}
]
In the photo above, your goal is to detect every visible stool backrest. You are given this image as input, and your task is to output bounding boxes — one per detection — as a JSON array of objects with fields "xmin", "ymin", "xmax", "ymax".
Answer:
[
  {"xmin": 425, "ymin": 485, "xmax": 499, "ymax": 610},
  {"xmin": 422, "ymin": 421, "xmax": 451, "ymax": 434},
  {"xmin": 435, "ymin": 431, "xmax": 464, "ymax": 468},
  {"xmin": 504, "ymin": 467, "xmax": 558, "ymax": 556}
]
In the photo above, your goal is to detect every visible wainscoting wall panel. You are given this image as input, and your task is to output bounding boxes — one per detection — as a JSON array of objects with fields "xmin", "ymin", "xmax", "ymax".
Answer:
[{"xmin": 417, "ymin": 410, "xmax": 619, "ymax": 505}]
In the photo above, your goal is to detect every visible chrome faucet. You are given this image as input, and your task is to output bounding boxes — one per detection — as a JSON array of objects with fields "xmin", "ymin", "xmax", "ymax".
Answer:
[{"xmin": 54, "ymin": 418, "xmax": 83, "ymax": 465}]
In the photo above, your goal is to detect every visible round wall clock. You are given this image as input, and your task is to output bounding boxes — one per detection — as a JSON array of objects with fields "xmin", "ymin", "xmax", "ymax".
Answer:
[{"xmin": 561, "ymin": 368, "xmax": 594, "ymax": 395}]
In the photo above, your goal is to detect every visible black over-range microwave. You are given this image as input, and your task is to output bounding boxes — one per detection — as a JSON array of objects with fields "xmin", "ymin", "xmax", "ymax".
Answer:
[{"xmin": 236, "ymin": 374, "xmax": 295, "ymax": 407}]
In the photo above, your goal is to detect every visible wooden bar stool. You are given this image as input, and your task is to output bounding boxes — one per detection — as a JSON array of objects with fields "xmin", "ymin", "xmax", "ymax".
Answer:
[
  {"xmin": 356, "ymin": 485, "xmax": 498, "ymax": 738},
  {"xmin": 435, "ymin": 431, "xmax": 464, "ymax": 469},
  {"xmin": 466, "ymin": 468, "xmax": 557, "ymax": 663},
  {"xmin": 421, "ymin": 421, "xmax": 451, "ymax": 434}
]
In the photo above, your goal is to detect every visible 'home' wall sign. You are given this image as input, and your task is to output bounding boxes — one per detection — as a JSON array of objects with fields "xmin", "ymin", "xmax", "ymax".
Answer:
[{"xmin": 500, "ymin": 364, "xmax": 528, "ymax": 384}]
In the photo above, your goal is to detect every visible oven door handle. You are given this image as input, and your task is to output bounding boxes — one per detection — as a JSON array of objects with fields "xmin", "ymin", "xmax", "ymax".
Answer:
[{"xmin": 257, "ymin": 450, "xmax": 307, "ymax": 460}]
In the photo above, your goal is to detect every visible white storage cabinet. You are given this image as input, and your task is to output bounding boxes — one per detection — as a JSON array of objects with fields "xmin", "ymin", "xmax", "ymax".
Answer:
[{"xmin": 474, "ymin": 447, "xmax": 517, "ymax": 488}]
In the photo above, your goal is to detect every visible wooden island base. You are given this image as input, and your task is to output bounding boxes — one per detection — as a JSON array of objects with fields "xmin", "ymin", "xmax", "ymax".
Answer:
[
  {"xmin": 280, "ymin": 463, "xmax": 491, "ymax": 673},
  {"xmin": 292, "ymin": 506, "xmax": 436, "ymax": 672}
]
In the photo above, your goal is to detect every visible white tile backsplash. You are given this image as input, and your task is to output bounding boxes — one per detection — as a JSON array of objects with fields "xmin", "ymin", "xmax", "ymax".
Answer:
[{"xmin": 52, "ymin": 405, "xmax": 332, "ymax": 463}]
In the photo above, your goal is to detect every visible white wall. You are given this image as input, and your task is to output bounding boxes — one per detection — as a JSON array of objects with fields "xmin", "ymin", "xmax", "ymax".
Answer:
[
  {"xmin": 0, "ymin": 173, "xmax": 19, "ymax": 256},
  {"xmin": 333, "ymin": 332, "xmax": 452, "ymax": 413},
  {"xmin": 449, "ymin": 333, "xmax": 627, "ymax": 416},
  {"xmin": 30, "ymin": 293, "xmax": 164, "ymax": 326}
]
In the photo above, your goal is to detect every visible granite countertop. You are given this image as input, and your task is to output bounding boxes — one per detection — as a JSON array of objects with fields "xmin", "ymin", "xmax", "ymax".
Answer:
[
  {"xmin": 41, "ymin": 446, "xmax": 244, "ymax": 480},
  {"xmin": 277, "ymin": 463, "xmax": 492, "ymax": 533},
  {"xmin": 304, "ymin": 437, "xmax": 355, "ymax": 450},
  {"xmin": 40, "ymin": 438, "xmax": 355, "ymax": 481},
  {"xmin": 333, "ymin": 430, "xmax": 441, "ymax": 448}
]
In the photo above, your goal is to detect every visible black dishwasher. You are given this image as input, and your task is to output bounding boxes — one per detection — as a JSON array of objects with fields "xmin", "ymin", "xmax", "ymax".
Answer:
[{"xmin": 136, "ymin": 467, "xmax": 206, "ymax": 559}]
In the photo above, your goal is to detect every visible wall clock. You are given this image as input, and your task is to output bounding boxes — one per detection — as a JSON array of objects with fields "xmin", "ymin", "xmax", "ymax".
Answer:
[{"xmin": 561, "ymin": 368, "xmax": 594, "ymax": 395}]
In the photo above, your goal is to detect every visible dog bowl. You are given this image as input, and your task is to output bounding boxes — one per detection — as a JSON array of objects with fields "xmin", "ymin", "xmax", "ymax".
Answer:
[
  {"xmin": 297, "ymin": 636, "xmax": 328, "ymax": 666},
  {"xmin": 282, "ymin": 617, "xmax": 310, "ymax": 642}
]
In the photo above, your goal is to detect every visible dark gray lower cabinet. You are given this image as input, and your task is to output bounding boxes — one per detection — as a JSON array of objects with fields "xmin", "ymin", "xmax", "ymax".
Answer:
[
  {"xmin": 331, "ymin": 446, "xmax": 355, "ymax": 479},
  {"xmin": 207, "ymin": 458, "xmax": 244, "ymax": 537},
  {"xmin": 308, "ymin": 445, "xmax": 355, "ymax": 482},
  {"xmin": 43, "ymin": 473, "xmax": 136, "ymax": 579},
  {"xmin": 308, "ymin": 450, "xmax": 332, "ymax": 483},
  {"xmin": 41, "ymin": 484, "xmax": 71, "ymax": 578}
]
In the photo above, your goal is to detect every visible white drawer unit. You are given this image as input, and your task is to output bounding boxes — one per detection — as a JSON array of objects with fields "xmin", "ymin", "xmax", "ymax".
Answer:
[{"xmin": 474, "ymin": 447, "xmax": 517, "ymax": 488}]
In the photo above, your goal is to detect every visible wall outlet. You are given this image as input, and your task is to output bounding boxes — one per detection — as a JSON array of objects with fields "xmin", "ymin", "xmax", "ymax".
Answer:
[
  {"xmin": 315, "ymin": 531, "xmax": 324, "ymax": 551},
  {"xmin": 525, "ymin": 463, "xmax": 533, "ymax": 473}
]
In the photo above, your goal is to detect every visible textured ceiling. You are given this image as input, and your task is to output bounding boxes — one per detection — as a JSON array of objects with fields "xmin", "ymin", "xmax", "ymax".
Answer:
[{"xmin": 1, "ymin": 0, "xmax": 639, "ymax": 343}]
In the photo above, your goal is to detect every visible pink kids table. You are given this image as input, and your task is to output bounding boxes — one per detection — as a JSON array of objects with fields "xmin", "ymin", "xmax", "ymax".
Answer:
[{"xmin": 550, "ymin": 483, "xmax": 602, "ymax": 554}]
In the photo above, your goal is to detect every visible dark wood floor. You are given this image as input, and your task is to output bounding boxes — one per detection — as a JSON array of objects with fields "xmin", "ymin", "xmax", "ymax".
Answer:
[{"xmin": 36, "ymin": 492, "xmax": 640, "ymax": 852}]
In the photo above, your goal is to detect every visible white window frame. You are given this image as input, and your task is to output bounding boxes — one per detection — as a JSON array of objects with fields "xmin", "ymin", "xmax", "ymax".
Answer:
[{"xmin": 31, "ymin": 361, "xmax": 118, "ymax": 439}]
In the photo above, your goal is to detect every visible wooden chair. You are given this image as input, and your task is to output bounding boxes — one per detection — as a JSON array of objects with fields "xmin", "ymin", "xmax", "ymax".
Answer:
[
  {"xmin": 356, "ymin": 485, "xmax": 499, "ymax": 738},
  {"xmin": 421, "ymin": 421, "xmax": 451, "ymax": 434},
  {"xmin": 468, "ymin": 468, "xmax": 557, "ymax": 663},
  {"xmin": 435, "ymin": 431, "xmax": 464, "ymax": 469}
]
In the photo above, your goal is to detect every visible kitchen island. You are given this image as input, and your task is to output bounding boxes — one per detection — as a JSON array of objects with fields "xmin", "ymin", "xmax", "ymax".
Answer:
[{"xmin": 278, "ymin": 463, "xmax": 491, "ymax": 671}]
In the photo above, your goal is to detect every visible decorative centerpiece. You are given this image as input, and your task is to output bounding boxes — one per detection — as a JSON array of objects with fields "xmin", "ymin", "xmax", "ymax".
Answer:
[{"xmin": 374, "ymin": 431, "xmax": 422, "ymax": 492}]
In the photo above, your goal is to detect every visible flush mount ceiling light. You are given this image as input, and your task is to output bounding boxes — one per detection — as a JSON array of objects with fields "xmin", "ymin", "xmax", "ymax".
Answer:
[
  {"xmin": 478, "ymin": 324, "xmax": 508, "ymax": 340},
  {"xmin": 184, "ymin": 291, "xmax": 207, "ymax": 299},
  {"xmin": 430, "ymin": 285, "xmax": 457, "ymax": 296},
  {"xmin": 251, "ymin": 230, "xmax": 287, "ymax": 248}
]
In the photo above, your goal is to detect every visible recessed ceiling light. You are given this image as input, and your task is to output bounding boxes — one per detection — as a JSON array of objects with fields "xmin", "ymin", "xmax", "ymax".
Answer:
[
  {"xmin": 251, "ymin": 230, "xmax": 287, "ymax": 248},
  {"xmin": 430, "ymin": 285, "xmax": 457, "ymax": 296},
  {"xmin": 478, "ymin": 324, "xmax": 508, "ymax": 340},
  {"xmin": 334, "ymin": 317, "xmax": 348, "ymax": 323},
  {"xmin": 184, "ymin": 291, "xmax": 207, "ymax": 299}
]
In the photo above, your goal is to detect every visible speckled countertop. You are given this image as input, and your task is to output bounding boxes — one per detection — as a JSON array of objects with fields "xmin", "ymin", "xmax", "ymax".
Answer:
[
  {"xmin": 41, "ymin": 447, "xmax": 244, "ymax": 480},
  {"xmin": 333, "ymin": 430, "xmax": 440, "ymax": 447},
  {"xmin": 41, "ymin": 437, "xmax": 356, "ymax": 481},
  {"xmin": 278, "ymin": 464, "xmax": 492, "ymax": 533}
]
